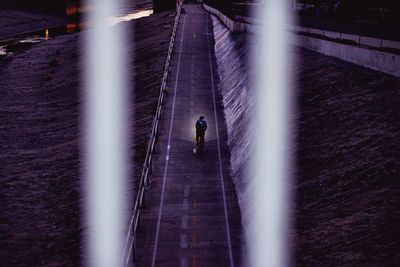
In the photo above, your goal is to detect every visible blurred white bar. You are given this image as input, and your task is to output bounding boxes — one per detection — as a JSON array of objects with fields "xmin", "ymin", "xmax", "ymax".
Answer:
[
  {"xmin": 250, "ymin": 0, "xmax": 294, "ymax": 266},
  {"xmin": 83, "ymin": 0, "xmax": 130, "ymax": 266}
]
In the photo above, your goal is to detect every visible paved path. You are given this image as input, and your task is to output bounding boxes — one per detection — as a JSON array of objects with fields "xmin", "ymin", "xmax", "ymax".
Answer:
[{"xmin": 135, "ymin": 4, "xmax": 242, "ymax": 267}]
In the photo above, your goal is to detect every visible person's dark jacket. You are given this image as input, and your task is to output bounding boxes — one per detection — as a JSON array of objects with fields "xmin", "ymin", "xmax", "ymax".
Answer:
[{"xmin": 195, "ymin": 119, "xmax": 207, "ymax": 135}]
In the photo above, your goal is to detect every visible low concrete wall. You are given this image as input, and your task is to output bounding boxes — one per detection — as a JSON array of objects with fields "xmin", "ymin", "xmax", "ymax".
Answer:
[
  {"xmin": 202, "ymin": 3, "xmax": 260, "ymax": 34},
  {"xmin": 294, "ymin": 35, "xmax": 400, "ymax": 77},
  {"xmin": 294, "ymin": 25, "xmax": 400, "ymax": 51},
  {"xmin": 202, "ymin": 3, "xmax": 400, "ymax": 77}
]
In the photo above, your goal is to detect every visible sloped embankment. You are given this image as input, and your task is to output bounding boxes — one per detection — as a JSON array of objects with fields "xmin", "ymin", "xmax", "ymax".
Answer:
[
  {"xmin": 0, "ymin": 11, "xmax": 174, "ymax": 266},
  {"xmin": 211, "ymin": 14, "xmax": 400, "ymax": 266},
  {"xmin": 129, "ymin": 12, "xmax": 175, "ymax": 188},
  {"xmin": 211, "ymin": 16, "xmax": 254, "ymax": 230}
]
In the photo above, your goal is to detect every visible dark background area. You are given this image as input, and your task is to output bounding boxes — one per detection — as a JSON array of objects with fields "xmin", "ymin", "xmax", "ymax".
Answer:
[
  {"xmin": 296, "ymin": 0, "xmax": 400, "ymax": 40},
  {"xmin": 0, "ymin": 0, "xmax": 66, "ymax": 13},
  {"xmin": 153, "ymin": 0, "xmax": 175, "ymax": 13}
]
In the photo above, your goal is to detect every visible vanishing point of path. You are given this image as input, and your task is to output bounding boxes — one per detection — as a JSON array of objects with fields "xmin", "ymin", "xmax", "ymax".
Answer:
[{"xmin": 135, "ymin": 4, "xmax": 243, "ymax": 267}]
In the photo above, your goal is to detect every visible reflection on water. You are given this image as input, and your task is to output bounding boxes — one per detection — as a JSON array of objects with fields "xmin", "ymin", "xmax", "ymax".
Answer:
[
  {"xmin": 67, "ymin": 23, "xmax": 83, "ymax": 33},
  {"xmin": 0, "ymin": 24, "xmax": 83, "ymax": 59},
  {"xmin": 67, "ymin": 23, "xmax": 78, "ymax": 33},
  {"xmin": 0, "ymin": 8, "xmax": 152, "ymax": 59},
  {"xmin": 0, "ymin": 29, "xmax": 55, "ymax": 58},
  {"xmin": 19, "ymin": 37, "xmax": 46, "ymax": 44},
  {"xmin": 109, "ymin": 9, "xmax": 153, "ymax": 26}
]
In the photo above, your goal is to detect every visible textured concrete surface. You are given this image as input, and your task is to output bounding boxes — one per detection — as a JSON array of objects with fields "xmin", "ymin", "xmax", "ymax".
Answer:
[
  {"xmin": 211, "ymin": 13, "xmax": 400, "ymax": 266},
  {"xmin": 135, "ymin": 4, "xmax": 243, "ymax": 267},
  {"xmin": 0, "ymin": 11, "xmax": 175, "ymax": 266}
]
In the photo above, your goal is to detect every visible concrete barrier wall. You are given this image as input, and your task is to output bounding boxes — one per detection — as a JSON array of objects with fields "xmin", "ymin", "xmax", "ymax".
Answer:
[
  {"xmin": 202, "ymin": 3, "xmax": 400, "ymax": 77},
  {"xmin": 202, "ymin": 3, "xmax": 260, "ymax": 34},
  {"xmin": 294, "ymin": 25, "xmax": 400, "ymax": 50},
  {"xmin": 203, "ymin": 3, "xmax": 400, "ymax": 52},
  {"xmin": 294, "ymin": 35, "xmax": 400, "ymax": 77}
]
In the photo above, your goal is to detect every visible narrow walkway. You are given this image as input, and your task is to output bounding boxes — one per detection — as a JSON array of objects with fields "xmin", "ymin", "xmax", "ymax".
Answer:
[{"xmin": 135, "ymin": 4, "xmax": 242, "ymax": 267}]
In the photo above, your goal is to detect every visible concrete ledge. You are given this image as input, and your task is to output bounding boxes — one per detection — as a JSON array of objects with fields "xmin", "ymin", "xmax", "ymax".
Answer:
[
  {"xmin": 324, "ymin": 30, "xmax": 341, "ymax": 39},
  {"xmin": 202, "ymin": 2, "xmax": 400, "ymax": 77},
  {"xmin": 294, "ymin": 25, "xmax": 400, "ymax": 51},
  {"xmin": 202, "ymin": 3, "xmax": 260, "ymax": 33},
  {"xmin": 309, "ymin": 28, "xmax": 324, "ymax": 35},
  {"xmin": 203, "ymin": 5, "xmax": 400, "ymax": 51},
  {"xmin": 294, "ymin": 35, "xmax": 400, "ymax": 77}
]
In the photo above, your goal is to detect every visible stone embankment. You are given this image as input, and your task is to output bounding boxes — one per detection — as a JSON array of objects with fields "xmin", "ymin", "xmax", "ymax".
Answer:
[
  {"xmin": 0, "ymin": 11, "xmax": 174, "ymax": 266},
  {"xmin": 210, "ymin": 13, "xmax": 400, "ymax": 266}
]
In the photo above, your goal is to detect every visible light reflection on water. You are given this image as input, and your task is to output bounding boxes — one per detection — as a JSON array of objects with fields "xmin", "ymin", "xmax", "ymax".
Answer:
[
  {"xmin": 67, "ymin": 23, "xmax": 80, "ymax": 33},
  {"xmin": 0, "ymin": 28, "xmax": 59, "ymax": 58},
  {"xmin": 0, "ymin": 7, "xmax": 151, "ymax": 59},
  {"xmin": 109, "ymin": 9, "xmax": 153, "ymax": 26},
  {"xmin": 19, "ymin": 36, "xmax": 46, "ymax": 43},
  {"xmin": 0, "ymin": 8, "xmax": 152, "ymax": 59}
]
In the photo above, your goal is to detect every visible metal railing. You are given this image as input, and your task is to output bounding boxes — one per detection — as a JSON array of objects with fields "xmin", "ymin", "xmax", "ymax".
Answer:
[{"xmin": 123, "ymin": 1, "xmax": 183, "ymax": 265}]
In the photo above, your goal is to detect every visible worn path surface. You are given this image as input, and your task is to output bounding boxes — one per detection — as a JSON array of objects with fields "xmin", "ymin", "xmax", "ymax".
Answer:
[{"xmin": 135, "ymin": 4, "xmax": 242, "ymax": 267}]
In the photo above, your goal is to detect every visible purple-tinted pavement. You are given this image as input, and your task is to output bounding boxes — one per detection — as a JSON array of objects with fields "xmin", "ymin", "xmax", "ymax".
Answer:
[{"xmin": 134, "ymin": 4, "xmax": 243, "ymax": 267}]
